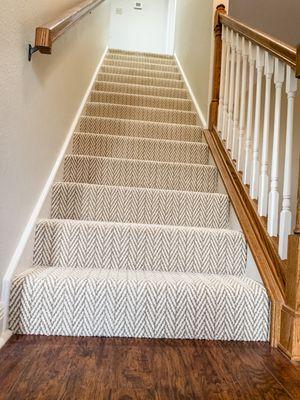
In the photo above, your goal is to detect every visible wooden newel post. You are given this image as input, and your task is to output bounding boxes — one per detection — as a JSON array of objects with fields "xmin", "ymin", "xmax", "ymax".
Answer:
[
  {"xmin": 296, "ymin": 45, "xmax": 300, "ymax": 79},
  {"xmin": 279, "ymin": 157, "xmax": 300, "ymax": 361},
  {"xmin": 208, "ymin": 4, "xmax": 226, "ymax": 130}
]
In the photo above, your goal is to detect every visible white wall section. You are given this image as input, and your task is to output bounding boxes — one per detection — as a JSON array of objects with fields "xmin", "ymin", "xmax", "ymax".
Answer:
[{"xmin": 109, "ymin": 0, "xmax": 169, "ymax": 53}]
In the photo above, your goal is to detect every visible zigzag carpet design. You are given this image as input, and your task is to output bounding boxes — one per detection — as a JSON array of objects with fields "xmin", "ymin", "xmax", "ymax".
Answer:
[{"xmin": 9, "ymin": 49, "xmax": 270, "ymax": 341}]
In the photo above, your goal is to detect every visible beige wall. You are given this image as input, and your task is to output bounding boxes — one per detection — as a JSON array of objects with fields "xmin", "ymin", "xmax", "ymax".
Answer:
[
  {"xmin": 0, "ymin": 1, "xmax": 111, "ymax": 293},
  {"xmin": 229, "ymin": 0, "xmax": 300, "ymax": 47},
  {"xmin": 173, "ymin": 0, "xmax": 214, "ymax": 125}
]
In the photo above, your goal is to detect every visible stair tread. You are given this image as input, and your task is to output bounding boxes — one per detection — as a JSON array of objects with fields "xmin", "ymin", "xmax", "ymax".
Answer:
[
  {"xmin": 103, "ymin": 59, "xmax": 180, "ymax": 72},
  {"xmin": 33, "ymin": 218, "xmax": 246, "ymax": 276},
  {"xmin": 94, "ymin": 80, "xmax": 187, "ymax": 99},
  {"xmin": 72, "ymin": 132, "xmax": 208, "ymax": 164},
  {"xmin": 51, "ymin": 182, "xmax": 229, "ymax": 229},
  {"xmin": 98, "ymin": 73, "xmax": 184, "ymax": 89},
  {"xmin": 90, "ymin": 90, "xmax": 192, "ymax": 110},
  {"xmin": 100, "ymin": 65, "xmax": 181, "ymax": 80},
  {"xmin": 10, "ymin": 266, "xmax": 269, "ymax": 341},
  {"xmin": 108, "ymin": 48, "xmax": 174, "ymax": 59}
]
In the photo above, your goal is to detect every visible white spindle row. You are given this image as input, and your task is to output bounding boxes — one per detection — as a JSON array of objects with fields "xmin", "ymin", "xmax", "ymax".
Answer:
[{"xmin": 217, "ymin": 25, "xmax": 299, "ymax": 260}]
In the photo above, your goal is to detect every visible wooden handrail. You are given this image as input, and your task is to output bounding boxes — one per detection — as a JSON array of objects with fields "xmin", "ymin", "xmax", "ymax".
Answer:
[
  {"xmin": 33, "ymin": 0, "xmax": 106, "ymax": 55},
  {"xmin": 220, "ymin": 14, "xmax": 297, "ymax": 70}
]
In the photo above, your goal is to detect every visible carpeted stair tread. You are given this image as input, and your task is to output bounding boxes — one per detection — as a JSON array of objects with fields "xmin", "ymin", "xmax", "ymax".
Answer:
[
  {"xmin": 90, "ymin": 91, "xmax": 192, "ymax": 111},
  {"xmin": 84, "ymin": 102, "xmax": 197, "ymax": 125},
  {"xmin": 100, "ymin": 65, "xmax": 181, "ymax": 80},
  {"xmin": 105, "ymin": 53, "xmax": 177, "ymax": 65},
  {"xmin": 108, "ymin": 48, "xmax": 174, "ymax": 59},
  {"xmin": 63, "ymin": 155, "xmax": 218, "ymax": 193},
  {"xmin": 98, "ymin": 73, "xmax": 184, "ymax": 89},
  {"xmin": 9, "ymin": 266, "xmax": 269, "ymax": 341},
  {"xmin": 94, "ymin": 81, "xmax": 188, "ymax": 99},
  {"xmin": 32, "ymin": 219, "xmax": 247, "ymax": 276},
  {"xmin": 103, "ymin": 58, "xmax": 180, "ymax": 73},
  {"xmin": 51, "ymin": 182, "xmax": 230, "ymax": 229},
  {"xmin": 77, "ymin": 116, "xmax": 202, "ymax": 142},
  {"xmin": 72, "ymin": 133, "xmax": 208, "ymax": 164}
]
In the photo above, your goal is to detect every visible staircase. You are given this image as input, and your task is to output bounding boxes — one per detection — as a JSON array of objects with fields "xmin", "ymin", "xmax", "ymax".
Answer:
[{"xmin": 9, "ymin": 49, "xmax": 270, "ymax": 341}]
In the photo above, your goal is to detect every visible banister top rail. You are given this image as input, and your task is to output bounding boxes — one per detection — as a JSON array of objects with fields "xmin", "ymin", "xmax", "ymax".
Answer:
[
  {"xmin": 28, "ymin": 0, "xmax": 105, "ymax": 60},
  {"xmin": 219, "ymin": 13, "xmax": 297, "ymax": 70}
]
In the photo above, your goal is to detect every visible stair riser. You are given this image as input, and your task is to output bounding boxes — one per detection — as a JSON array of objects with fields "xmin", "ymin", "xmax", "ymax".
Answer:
[
  {"xmin": 84, "ymin": 103, "xmax": 197, "ymax": 125},
  {"xmin": 103, "ymin": 59, "xmax": 179, "ymax": 73},
  {"xmin": 33, "ymin": 220, "xmax": 247, "ymax": 276},
  {"xmin": 10, "ymin": 268, "xmax": 270, "ymax": 341},
  {"xmin": 90, "ymin": 91, "xmax": 192, "ymax": 111},
  {"xmin": 100, "ymin": 65, "xmax": 181, "ymax": 80},
  {"xmin": 63, "ymin": 156, "xmax": 218, "ymax": 193},
  {"xmin": 72, "ymin": 134, "xmax": 208, "ymax": 164},
  {"xmin": 106, "ymin": 54, "xmax": 176, "ymax": 65},
  {"xmin": 51, "ymin": 183, "xmax": 230, "ymax": 229},
  {"xmin": 98, "ymin": 73, "xmax": 184, "ymax": 89},
  {"xmin": 78, "ymin": 117, "xmax": 202, "ymax": 142},
  {"xmin": 94, "ymin": 81, "xmax": 187, "ymax": 99}
]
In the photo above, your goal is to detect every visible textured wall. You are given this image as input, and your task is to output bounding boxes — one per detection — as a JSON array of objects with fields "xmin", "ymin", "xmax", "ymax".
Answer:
[
  {"xmin": 229, "ymin": 0, "xmax": 300, "ymax": 47},
  {"xmin": 0, "ymin": 0, "xmax": 111, "ymax": 295}
]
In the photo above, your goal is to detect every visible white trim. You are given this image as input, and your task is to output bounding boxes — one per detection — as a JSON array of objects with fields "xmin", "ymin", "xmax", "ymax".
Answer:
[
  {"xmin": 174, "ymin": 53, "xmax": 208, "ymax": 128},
  {"xmin": 1, "ymin": 46, "xmax": 108, "ymax": 334},
  {"xmin": 0, "ymin": 329, "xmax": 12, "ymax": 350}
]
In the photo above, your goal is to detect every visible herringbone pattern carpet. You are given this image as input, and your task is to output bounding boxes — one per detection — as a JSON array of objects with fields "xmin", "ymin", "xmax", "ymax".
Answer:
[{"xmin": 9, "ymin": 49, "xmax": 270, "ymax": 341}]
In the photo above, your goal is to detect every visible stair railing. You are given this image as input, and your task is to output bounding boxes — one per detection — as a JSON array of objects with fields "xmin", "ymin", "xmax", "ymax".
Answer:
[
  {"xmin": 209, "ymin": 4, "xmax": 300, "ymax": 361},
  {"xmin": 28, "ymin": 0, "xmax": 106, "ymax": 60}
]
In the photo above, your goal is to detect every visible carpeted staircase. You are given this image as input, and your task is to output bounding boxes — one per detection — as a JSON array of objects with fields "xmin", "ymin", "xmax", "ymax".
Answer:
[{"xmin": 9, "ymin": 49, "xmax": 270, "ymax": 341}]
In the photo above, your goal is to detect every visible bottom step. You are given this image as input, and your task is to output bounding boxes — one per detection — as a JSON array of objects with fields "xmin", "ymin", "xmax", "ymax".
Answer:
[{"xmin": 10, "ymin": 267, "xmax": 270, "ymax": 341}]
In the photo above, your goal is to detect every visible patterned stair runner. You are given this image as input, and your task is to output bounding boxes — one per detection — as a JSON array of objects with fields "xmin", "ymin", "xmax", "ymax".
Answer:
[{"xmin": 9, "ymin": 49, "xmax": 270, "ymax": 341}]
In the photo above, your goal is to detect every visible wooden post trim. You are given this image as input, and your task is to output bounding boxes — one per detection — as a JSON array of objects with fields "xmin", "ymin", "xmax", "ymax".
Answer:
[{"xmin": 209, "ymin": 4, "xmax": 226, "ymax": 130}]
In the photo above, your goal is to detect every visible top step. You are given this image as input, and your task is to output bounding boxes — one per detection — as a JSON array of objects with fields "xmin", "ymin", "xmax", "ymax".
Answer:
[
  {"xmin": 106, "ymin": 53, "xmax": 176, "ymax": 66},
  {"xmin": 108, "ymin": 49, "xmax": 174, "ymax": 60}
]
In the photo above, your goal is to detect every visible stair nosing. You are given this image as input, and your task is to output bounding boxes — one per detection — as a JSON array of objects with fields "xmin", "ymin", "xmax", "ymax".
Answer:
[
  {"xmin": 98, "ymin": 72, "xmax": 184, "ymax": 85},
  {"xmin": 73, "ymin": 132, "xmax": 206, "ymax": 149},
  {"xmin": 85, "ymin": 101, "xmax": 197, "ymax": 117},
  {"xmin": 53, "ymin": 181, "xmax": 228, "ymax": 199},
  {"xmin": 78, "ymin": 115, "xmax": 202, "ymax": 131},
  {"xmin": 65, "ymin": 154, "xmax": 216, "ymax": 169},
  {"xmin": 100, "ymin": 65, "xmax": 182, "ymax": 79},
  {"xmin": 39, "ymin": 217, "xmax": 241, "ymax": 236},
  {"xmin": 90, "ymin": 90, "xmax": 192, "ymax": 104}
]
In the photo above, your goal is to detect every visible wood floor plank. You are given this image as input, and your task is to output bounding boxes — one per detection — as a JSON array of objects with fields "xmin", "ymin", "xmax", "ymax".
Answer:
[{"xmin": 1, "ymin": 336, "xmax": 300, "ymax": 400}]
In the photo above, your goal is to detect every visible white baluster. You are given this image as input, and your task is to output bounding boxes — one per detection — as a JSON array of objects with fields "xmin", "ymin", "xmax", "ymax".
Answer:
[
  {"xmin": 217, "ymin": 24, "xmax": 227, "ymax": 134},
  {"xmin": 243, "ymin": 42, "xmax": 256, "ymax": 185},
  {"xmin": 279, "ymin": 66, "xmax": 298, "ymax": 259},
  {"xmin": 258, "ymin": 52, "xmax": 275, "ymax": 216},
  {"xmin": 268, "ymin": 59, "xmax": 285, "ymax": 236},
  {"xmin": 231, "ymin": 33, "xmax": 242, "ymax": 160},
  {"xmin": 250, "ymin": 46, "xmax": 265, "ymax": 199},
  {"xmin": 226, "ymin": 30, "xmax": 236, "ymax": 150},
  {"xmin": 237, "ymin": 37, "xmax": 248, "ymax": 172},
  {"xmin": 222, "ymin": 27, "xmax": 231, "ymax": 141}
]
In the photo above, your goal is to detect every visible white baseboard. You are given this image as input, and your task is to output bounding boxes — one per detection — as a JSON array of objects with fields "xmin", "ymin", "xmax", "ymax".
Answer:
[
  {"xmin": 0, "ymin": 46, "xmax": 108, "ymax": 334},
  {"xmin": 174, "ymin": 53, "xmax": 208, "ymax": 128},
  {"xmin": 0, "ymin": 330, "xmax": 12, "ymax": 350}
]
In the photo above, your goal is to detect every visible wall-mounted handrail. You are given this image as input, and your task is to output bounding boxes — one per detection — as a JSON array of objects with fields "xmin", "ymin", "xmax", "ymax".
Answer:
[
  {"xmin": 28, "ymin": 0, "xmax": 106, "ymax": 60},
  {"xmin": 220, "ymin": 14, "xmax": 297, "ymax": 70},
  {"xmin": 297, "ymin": 45, "xmax": 300, "ymax": 78}
]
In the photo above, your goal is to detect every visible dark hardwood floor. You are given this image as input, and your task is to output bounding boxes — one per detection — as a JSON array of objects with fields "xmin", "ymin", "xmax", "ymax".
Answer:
[{"xmin": 1, "ymin": 335, "xmax": 300, "ymax": 400}]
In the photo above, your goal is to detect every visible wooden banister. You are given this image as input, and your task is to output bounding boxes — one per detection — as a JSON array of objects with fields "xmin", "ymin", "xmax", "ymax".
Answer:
[
  {"xmin": 297, "ymin": 45, "xmax": 300, "ymax": 79},
  {"xmin": 33, "ymin": 0, "xmax": 106, "ymax": 56},
  {"xmin": 220, "ymin": 14, "xmax": 297, "ymax": 71}
]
